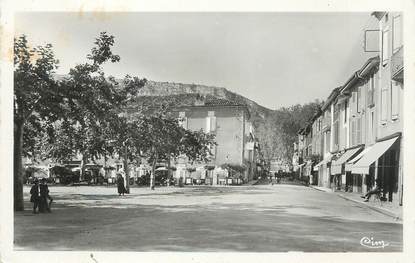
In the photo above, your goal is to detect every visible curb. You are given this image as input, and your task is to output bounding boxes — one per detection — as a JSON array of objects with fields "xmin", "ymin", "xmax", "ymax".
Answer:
[
  {"xmin": 337, "ymin": 194, "xmax": 401, "ymax": 221},
  {"xmin": 309, "ymin": 185, "xmax": 401, "ymax": 221}
]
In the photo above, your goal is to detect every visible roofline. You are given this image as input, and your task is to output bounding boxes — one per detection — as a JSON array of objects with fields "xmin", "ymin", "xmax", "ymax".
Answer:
[
  {"xmin": 168, "ymin": 104, "xmax": 252, "ymax": 119},
  {"xmin": 310, "ymin": 110, "xmax": 322, "ymax": 122},
  {"xmin": 341, "ymin": 56, "xmax": 380, "ymax": 95},
  {"xmin": 340, "ymin": 71, "xmax": 360, "ymax": 95},
  {"xmin": 358, "ymin": 56, "xmax": 380, "ymax": 79},
  {"xmin": 321, "ymin": 87, "xmax": 340, "ymax": 111}
]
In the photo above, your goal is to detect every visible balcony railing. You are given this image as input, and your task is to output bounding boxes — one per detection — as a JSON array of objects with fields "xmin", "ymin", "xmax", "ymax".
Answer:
[{"xmin": 391, "ymin": 47, "xmax": 403, "ymax": 82}]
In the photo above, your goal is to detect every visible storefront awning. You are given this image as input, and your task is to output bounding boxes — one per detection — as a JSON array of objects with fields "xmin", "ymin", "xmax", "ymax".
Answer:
[
  {"xmin": 313, "ymin": 155, "xmax": 332, "ymax": 171},
  {"xmin": 331, "ymin": 147, "xmax": 363, "ymax": 175},
  {"xmin": 351, "ymin": 137, "xmax": 399, "ymax": 174},
  {"xmin": 345, "ymin": 146, "xmax": 372, "ymax": 171}
]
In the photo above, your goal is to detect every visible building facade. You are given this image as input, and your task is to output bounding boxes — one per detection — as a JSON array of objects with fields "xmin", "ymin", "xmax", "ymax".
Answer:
[
  {"xmin": 169, "ymin": 100, "xmax": 258, "ymax": 184},
  {"xmin": 299, "ymin": 12, "xmax": 404, "ymax": 207}
]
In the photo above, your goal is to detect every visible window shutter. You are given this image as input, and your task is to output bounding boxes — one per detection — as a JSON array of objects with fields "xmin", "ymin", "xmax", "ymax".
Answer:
[
  {"xmin": 351, "ymin": 92, "xmax": 356, "ymax": 116},
  {"xmin": 351, "ymin": 119, "xmax": 356, "ymax": 146},
  {"xmin": 381, "ymin": 89, "xmax": 388, "ymax": 122},
  {"xmin": 367, "ymin": 77, "xmax": 375, "ymax": 107},
  {"xmin": 382, "ymin": 30, "xmax": 389, "ymax": 66},
  {"xmin": 210, "ymin": 116, "xmax": 217, "ymax": 132},
  {"xmin": 356, "ymin": 118, "xmax": 361, "ymax": 144},
  {"xmin": 206, "ymin": 117, "xmax": 211, "ymax": 132},
  {"xmin": 391, "ymin": 81, "xmax": 400, "ymax": 119},
  {"xmin": 393, "ymin": 15, "xmax": 402, "ymax": 53},
  {"xmin": 344, "ymin": 100, "xmax": 348, "ymax": 123}
]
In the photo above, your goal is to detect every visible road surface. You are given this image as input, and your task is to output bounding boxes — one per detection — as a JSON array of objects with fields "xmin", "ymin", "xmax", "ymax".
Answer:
[{"xmin": 14, "ymin": 184, "xmax": 402, "ymax": 252}]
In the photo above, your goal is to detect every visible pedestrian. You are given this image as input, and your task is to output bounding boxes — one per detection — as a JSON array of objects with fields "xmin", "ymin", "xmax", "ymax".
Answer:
[
  {"xmin": 361, "ymin": 178, "xmax": 381, "ymax": 202},
  {"xmin": 30, "ymin": 178, "xmax": 40, "ymax": 214},
  {"xmin": 117, "ymin": 173, "xmax": 127, "ymax": 196},
  {"xmin": 39, "ymin": 178, "xmax": 53, "ymax": 213}
]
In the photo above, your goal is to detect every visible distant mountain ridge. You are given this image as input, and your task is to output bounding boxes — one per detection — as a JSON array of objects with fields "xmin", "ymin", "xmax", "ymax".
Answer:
[
  {"xmin": 135, "ymin": 80, "xmax": 273, "ymax": 124},
  {"xmin": 54, "ymin": 74, "xmax": 273, "ymax": 125}
]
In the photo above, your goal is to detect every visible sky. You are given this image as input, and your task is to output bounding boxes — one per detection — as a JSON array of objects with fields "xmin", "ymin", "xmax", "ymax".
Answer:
[{"xmin": 15, "ymin": 12, "xmax": 380, "ymax": 110}]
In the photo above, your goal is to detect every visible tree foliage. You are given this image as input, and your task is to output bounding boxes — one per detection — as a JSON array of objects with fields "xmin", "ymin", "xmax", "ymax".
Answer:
[
  {"xmin": 123, "ymin": 109, "xmax": 216, "ymax": 189},
  {"xmin": 41, "ymin": 33, "xmax": 146, "ymax": 167},
  {"xmin": 14, "ymin": 35, "xmax": 62, "ymax": 210},
  {"xmin": 256, "ymin": 100, "xmax": 322, "ymax": 167}
]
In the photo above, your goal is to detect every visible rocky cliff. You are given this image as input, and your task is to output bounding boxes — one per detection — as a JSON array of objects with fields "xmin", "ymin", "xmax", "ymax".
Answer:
[{"xmin": 133, "ymin": 80, "xmax": 273, "ymax": 125}]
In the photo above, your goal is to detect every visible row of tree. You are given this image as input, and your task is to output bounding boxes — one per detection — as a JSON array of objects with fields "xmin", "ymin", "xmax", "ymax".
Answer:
[
  {"xmin": 256, "ymin": 102, "xmax": 322, "ymax": 169},
  {"xmin": 14, "ymin": 32, "xmax": 216, "ymax": 211}
]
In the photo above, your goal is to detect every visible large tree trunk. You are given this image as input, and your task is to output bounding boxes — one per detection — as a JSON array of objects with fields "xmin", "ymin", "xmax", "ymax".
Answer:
[
  {"xmin": 167, "ymin": 156, "xmax": 171, "ymax": 187},
  {"xmin": 150, "ymin": 152, "xmax": 157, "ymax": 190},
  {"xmin": 14, "ymin": 120, "xmax": 24, "ymax": 211},
  {"xmin": 123, "ymin": 145, "xmax": 130, "ymax": 194}
]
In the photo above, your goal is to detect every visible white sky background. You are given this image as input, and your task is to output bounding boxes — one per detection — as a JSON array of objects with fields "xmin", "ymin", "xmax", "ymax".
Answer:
[{"xmin": 15, "ymin": 12, "xmax": 379, "ymax": 109}]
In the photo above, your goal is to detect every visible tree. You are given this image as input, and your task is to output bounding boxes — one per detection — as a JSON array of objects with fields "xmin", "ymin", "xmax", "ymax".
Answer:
[
  {"xmin": 123, "ymin": 108, "xmax": 216, "ymax": 190},
  {"xmin": 43, "ymin": 33, "xmax": 146, "ymax": 187},
  {"xmin": 14, "ymin": 35, "xmax": 61, "ymax": 211},
  {"xmin": 255, "ymin": 101, "xmax": 321, "ymax": 170},
  {"xmin": 14, "ymin": 33, "xmax": 146, "ymax": 209}
]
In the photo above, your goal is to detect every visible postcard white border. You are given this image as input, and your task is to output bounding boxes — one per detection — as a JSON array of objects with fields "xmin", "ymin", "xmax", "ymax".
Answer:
[{"xmin": 1, "ymin": 0, "xmax": 414, "ymax": 262}]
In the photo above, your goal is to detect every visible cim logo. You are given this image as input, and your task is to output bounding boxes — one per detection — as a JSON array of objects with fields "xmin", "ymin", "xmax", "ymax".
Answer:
[{"xmin": 360, "ymin": 236, "xmax": 390, "ymax": 249}]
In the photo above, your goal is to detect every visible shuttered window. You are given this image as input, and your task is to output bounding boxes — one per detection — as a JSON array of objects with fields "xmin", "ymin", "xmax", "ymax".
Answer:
[
  {"xmin": 381, "ymin": 88, "xmax": 388, "ymax": 122},
  {"xmin": 357, "ymin": 87, "xmax": 362, "ymax": 113},
  {"xmin": 344, "ymin": 100, "xmax": 348, "ymax": 123},
  {"xmin": 382, "ymin": 30, "xmax": 389, "ymax": 66},
  {"xmin": 367, "ymin": 76, "xmax": 375, "ymax": 107},
  {"xmin": 351, "ymin": 119, "xmax": 356, "ymax": 146},
  {"xmin": 206, "ymin": 111, "xmax": 216, "ymax": 132},
  {"xmin": 370, "ymin": 111, "xmax": 375, "ymax": 141},
  {"xmin": 391, "ymin": 81, "xmax": 400, "ymax": 120},
  {"xmin": 356, "ymin": 118, "xmax": 362, "ymax": 145},
  {"xmin": 351, "ymin": 92, "xmax": 357, "ymax": 117},
  {"xmin": 392, "ymin": 15, "xmax": 403, "ymax": 53}
]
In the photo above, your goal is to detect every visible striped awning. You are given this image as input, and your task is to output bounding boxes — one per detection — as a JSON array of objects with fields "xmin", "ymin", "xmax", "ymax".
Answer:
[
  {"xmin": 331, "ymin": 147, "xmax": 363, "ymax": 175},
  {"xmin": 351, "ymin": 137, "xmax": 399, "ymax": 174},
  {"xmin": 345, "ymin": 147, "xmax": 372, "ymax": 171},
  {"xmin": 313, "ymin": 155, "xmax": 332, "ymax": 171}
]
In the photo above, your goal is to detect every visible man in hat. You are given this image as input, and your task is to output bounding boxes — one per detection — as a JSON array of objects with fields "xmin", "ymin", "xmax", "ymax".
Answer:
[{"xmin": 30, "ymin": 178, "xmax": 40, "ymax": 214}]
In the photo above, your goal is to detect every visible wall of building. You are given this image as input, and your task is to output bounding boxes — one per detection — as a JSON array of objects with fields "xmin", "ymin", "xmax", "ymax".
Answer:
[
  {"xmin": 175, "ymin": 106, "xmax": 247, "ymax": 167},
  {"xmin": 377, "ymin": 12, "xmax": 404, "ymax": 141},
  {"xmin": 375, "ymin": 12, "xmax": 403, "ymax": 205}
]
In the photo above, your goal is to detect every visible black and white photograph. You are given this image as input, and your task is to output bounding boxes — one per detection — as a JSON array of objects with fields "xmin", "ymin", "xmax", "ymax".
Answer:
[{"xmin": 1, "ymin": 0, "xmax": 415, "ymax": 262}]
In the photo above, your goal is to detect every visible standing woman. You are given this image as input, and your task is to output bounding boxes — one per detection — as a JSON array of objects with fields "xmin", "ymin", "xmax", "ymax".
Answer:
[{"xmin": 117, "ymin": 173, "xmax": 126, "ymax": 196}]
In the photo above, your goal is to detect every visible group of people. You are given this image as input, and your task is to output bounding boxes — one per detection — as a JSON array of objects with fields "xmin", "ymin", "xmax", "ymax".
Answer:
[{"xmin": 30, "ymin": 178, "xmax": 53, "ymax": 214}]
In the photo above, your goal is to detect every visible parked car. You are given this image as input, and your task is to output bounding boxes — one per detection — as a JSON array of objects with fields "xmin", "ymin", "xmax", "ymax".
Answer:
[
  {"xmin": 135, "ymin": 171, "xmax": 170, "ymax": 186},
  {"xmin": 50, "ymin": 166, "xmax": 79, "ymax": 185}
]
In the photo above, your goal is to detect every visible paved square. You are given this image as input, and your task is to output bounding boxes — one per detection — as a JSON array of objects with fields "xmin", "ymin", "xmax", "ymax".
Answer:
[{"xmin": 14, "ymin": 184, "xmax": 402, "ymax": 252}]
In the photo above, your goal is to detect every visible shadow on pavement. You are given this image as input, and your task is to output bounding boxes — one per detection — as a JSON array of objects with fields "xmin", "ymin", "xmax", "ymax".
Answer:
[{"xmin": 14, "ymin": 198, "xmax": 402, "ymax": 252}]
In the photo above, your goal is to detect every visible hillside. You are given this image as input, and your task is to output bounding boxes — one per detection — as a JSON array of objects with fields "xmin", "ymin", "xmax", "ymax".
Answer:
[{"xmin": 131, "ymin": 80, "xmax": 274, "ymax": 126}]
